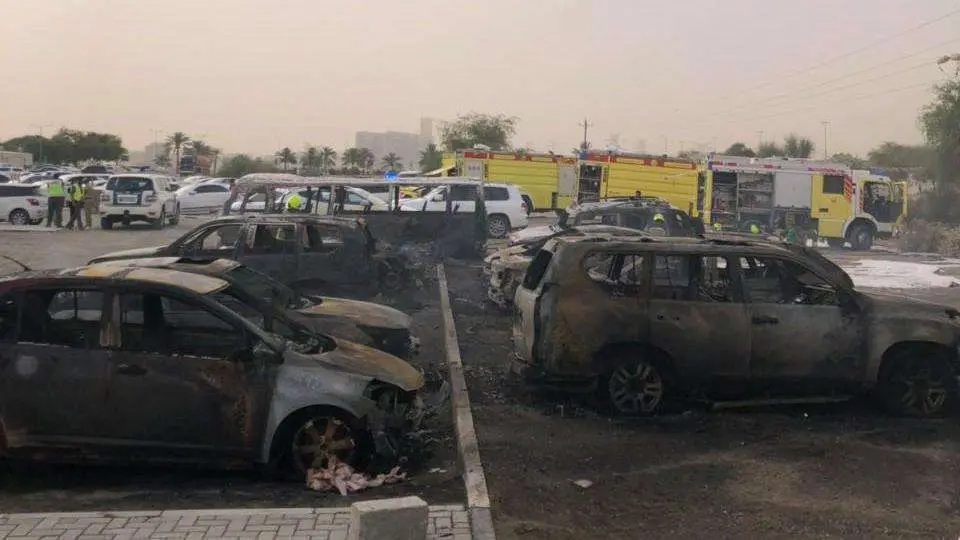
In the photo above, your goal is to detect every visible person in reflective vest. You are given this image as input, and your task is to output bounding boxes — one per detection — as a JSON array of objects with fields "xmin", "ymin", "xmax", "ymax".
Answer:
[
  {"xmin": 286, "ymin": 192, "xmax": 303, "ymax": 213},
  {"xmin": 749, "ymin": 223, "xmax": 761, "ymax": 234},
  {"xmin": 45, "ymin": 178, "xmax": 66, "ymax": 228},
  {"xmin": 713, "ymin": 222, "xmax": 723, "ymax": 232},
  {"xmin": 65, "ymin": 180, "xmax": 86, "ymax": 230}
]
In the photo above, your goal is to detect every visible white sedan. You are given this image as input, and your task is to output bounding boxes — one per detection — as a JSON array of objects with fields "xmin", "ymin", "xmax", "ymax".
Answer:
[
  {"xmin": 175, "ymin": 182, "xmax": 233, "ymax": 214},
  {"xmin": 231, "ymin": 186, "xmax": 389, "ymax": 213}
]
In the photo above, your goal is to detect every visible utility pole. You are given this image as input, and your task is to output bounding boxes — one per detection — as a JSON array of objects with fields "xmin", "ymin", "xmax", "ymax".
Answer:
[
  {"xmin": 821, "ymin": 121, "xmax": 830, "ymax": 159},
  {"xmin": 578, "ymin": 118, "xmax": 592, "ymax": 152}
]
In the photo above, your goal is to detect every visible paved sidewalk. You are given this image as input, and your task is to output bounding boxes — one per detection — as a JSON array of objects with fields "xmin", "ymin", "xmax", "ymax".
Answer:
[{"xmin": 0, "ymin": 504, "xmax": 471, "ymax": 539}]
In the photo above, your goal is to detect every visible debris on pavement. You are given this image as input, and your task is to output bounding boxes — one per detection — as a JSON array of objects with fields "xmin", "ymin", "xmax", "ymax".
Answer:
[
  {"xmin": 306, "ymin": 456, "xmax": 407, "ymax": 496},
  {"xmin": 572, "ymin": 479, "xmax": 594, "ymax": 489}
]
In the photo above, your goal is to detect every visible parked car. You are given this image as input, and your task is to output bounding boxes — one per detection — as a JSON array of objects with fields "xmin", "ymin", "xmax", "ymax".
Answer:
[
  {"xmin": 399, "ymin": 183, "xmax": 528, "ymax": 238},
  {"xmin": 0, "ymin": 265, "xmax": 427, "ymax": 472},
  {"xmin": 0, "ymin": 184, "xmax": 45, "ymax": 225},
  {"xmin": 484, "ymin": 225, "xmax": 649, "ymax": 308},
  {"xmin": 88, "ymin": 215, "xmax": 409, "ymax": 295},
  {"xmin": 176, "ymin": 182, "xmax": 232, "ymax": 214},
  {"xmin": 513, "ymin": 235, "xmax": 960, "ymax": 418},
  {"xmin": 90, "ymin": 257, "xmax": 420, "ymax": 358},
  {"xmin": 100, "ymin": 174, "xmax": 180, "ymax": 229}
]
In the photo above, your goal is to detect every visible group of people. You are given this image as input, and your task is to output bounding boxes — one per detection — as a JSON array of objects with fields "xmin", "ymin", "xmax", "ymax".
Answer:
[{"xmin": 44, "ymin": 177, "xmax": 97, "ymax": 230}]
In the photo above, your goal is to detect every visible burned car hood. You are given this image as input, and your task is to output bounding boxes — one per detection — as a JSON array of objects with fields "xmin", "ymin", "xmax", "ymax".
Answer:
[
  {"xmin": 489, "ymin": 245, "xmax": 534, "ymax": 269},
  {"xmin": 860, "ymin": 291, "xmax": 960, "ymax": 320},
  {"xmin": 508, "ymin": 225, "xmax": 560, "ymax": 246},
  {"xmin": 90, "ymin": 245, "xmax": 167, "ymax": 263},
  {"xmin": 297, "ymin": 297, "xmax": 411, "ymax": 330},
  {"xmin": 284, "ymin": 338, "xmax": 424, "ymax": 391}
]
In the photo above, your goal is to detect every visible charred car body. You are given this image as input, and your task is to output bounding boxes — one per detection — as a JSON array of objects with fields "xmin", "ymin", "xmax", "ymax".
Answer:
[
  {"xmin": 88, "ymin": 214, "xmax": 410, "ymax": 296},
  {"xmin": 0, "ymin": 266, "xmax": 427, "ymax": 472},
  {"xmin": 90, "ymin": 257, "xmax": 419, "ymax": 358},
  {"xmin": 513, "ymin": 236, "xmax": 960, "ymax": 418}
]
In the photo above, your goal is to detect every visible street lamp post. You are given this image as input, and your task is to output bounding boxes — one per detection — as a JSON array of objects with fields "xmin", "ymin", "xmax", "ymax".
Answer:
[{"xmin": 821, "ymin": 121, "xmax": 830, "ymax": 159}]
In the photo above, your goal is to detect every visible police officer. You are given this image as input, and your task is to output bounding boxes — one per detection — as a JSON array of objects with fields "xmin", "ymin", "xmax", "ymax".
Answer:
[
  {"xmin": 45, "ymin": 177, "xmax": 66, "ymax": 228},
  {"xmin": 286, "ymin": 191, "xmax": 303, "ymax": 213},
  {"xmin": 65, "ymin": 179, "xmax": 86, "ymax": 230}
]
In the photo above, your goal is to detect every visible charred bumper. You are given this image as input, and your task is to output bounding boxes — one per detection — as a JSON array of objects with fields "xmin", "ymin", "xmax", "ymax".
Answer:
[{"xmin": 365, "ymin": 368, "xmax": 449, "ymax": 465}]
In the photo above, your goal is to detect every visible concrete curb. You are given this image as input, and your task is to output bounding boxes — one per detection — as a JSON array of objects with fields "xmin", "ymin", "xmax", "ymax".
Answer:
[{"xmin": 437, "ymin": 263, "xmax": 496, "ymax": 540}]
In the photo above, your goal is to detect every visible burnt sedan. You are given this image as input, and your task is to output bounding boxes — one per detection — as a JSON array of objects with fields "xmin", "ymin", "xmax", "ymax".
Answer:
[
  {"xmin": 87, "ymin": 214, "xmax": 408, "ymax": 296},
  {"xmin": 90, "ymin": 257, "xmax": 419, "ymax": 358},
  {"xmin": 0, "ymin": 266, "xmax": 425, "ymax": 474}
]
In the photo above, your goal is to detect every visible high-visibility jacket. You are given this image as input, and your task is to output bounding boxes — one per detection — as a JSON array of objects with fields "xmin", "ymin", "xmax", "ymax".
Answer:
[
  {"xmin": 68, "ymin": 184, "xmax": 85, "ymax": 202},
  {"xmin": 47, "ymin": 180, "xmax": 65, "ymax": 197},
  {"xmin": 749, "ymin": 223, "xmax": 761, "ymax": 234},
  {"xmin": 287, "ymin": 193, "xmax": 303, "ymax": 211}
]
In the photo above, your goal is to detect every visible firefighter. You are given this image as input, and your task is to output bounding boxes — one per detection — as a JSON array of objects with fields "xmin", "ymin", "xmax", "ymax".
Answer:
[
  {"xmin": 82, "ymin": 178, "xmax": 98, "ymax": 228},
  {"xmin": 749, "ymin": 222, "xmax": 761, "ymax": 234},
  {"xmin": 65, "ymin": 179, "xmax": 86, "ymax": 230},
  {"xmin": 45, "ymin": 177, "xmax": 66, "ymax": 228}
]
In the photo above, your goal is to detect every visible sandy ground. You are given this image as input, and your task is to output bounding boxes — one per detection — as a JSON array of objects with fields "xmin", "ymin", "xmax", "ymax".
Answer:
[{"xmin": 0, "ymin": 217, "xmax": 463, "ymax": 511}]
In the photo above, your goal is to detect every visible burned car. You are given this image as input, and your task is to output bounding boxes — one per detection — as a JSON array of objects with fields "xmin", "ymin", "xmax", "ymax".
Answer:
[
  {"xmin": 88, "ymin": 214, "xmax": 409, "ymax": 296},
  {"xmin": 513, "ymin": 236, "xmax": 960, "ymax": 418},
  {"xmin": 0, "ymin": 266, "xmax": 426, "ymax": 473},
  {"xmin": 91, "ymin": 257, "xmax": 419, "ymax": 358},
  {"xmin": 485, "ymin": 225, "xmax": 649, "ymax": 308}
]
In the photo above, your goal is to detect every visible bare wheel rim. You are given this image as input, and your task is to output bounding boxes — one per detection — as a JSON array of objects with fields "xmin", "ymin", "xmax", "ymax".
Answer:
[
  {"xmin": 488, "ymin": 216, "xmax": 508, "ymax": 237},
  {"xmin": 291, "ymin": 416, "xmax": 356, "ymax": 473},
  {"xmin": 608, "ymin": 361, "xmax": 663, "ymax": 414},
  {"xmin": 896, "ymin": 360, "xmax": 948, "ymax": 415}
]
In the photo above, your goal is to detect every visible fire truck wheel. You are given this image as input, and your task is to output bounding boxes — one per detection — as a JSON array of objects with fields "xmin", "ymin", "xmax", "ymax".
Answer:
[{"xmin": 848, "ymin": 224, "xmax": 874, "ymax": 251}]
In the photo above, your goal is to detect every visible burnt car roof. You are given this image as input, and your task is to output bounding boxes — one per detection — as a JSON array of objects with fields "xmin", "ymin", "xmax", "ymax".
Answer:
[
  {"xmin": 570, "ymin": 197, "xmax": 677, "ymax": 213},
  {"xmin": 0, "ymin": 266, "xmax": 230, "ymax": 294},
  {"xmin": 204, "ymin": 214, "xmax": 364, "ymax": 229}
]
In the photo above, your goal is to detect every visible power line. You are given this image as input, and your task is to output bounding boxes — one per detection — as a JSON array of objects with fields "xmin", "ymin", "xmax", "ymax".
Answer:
[
  {"xmin": 692, "ymin": 7, "xmax": 960, "ymax": 109},
  {"xmin": 702, "ymin": 37, "xmax": 960, "ymax": 119}
]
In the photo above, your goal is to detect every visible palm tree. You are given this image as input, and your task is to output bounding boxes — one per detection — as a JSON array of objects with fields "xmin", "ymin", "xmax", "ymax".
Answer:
[
  {"xmin": 275, "ymin": 147, "xmax": 297, "ymax": 170},
  {"xmin": 358, "ymin": 147, "xmax": 375, "ymax": 172},
  {"xmin": 301, "ymin": 146, "xmax": 320, "ymax": 174},
  {"xmin": 381, "ymin": 152, "xmax": 403, "ymax": 172},
  {"xmin": 166, "ymin": 132, "xmax": 191, "ymax": 175},
  {"xmin": 318, "ymin": 146, "xmax": 338, "ymax": 174},
  {"xmin": 342, "ymin": 147, "xmax": 361, "ymax": 169},
  {"xmin": 190, "ymin": 139, "xmax": 213, "ymax": 157}
]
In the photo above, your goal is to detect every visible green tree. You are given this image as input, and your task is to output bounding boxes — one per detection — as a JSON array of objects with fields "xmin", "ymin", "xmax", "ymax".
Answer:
[
  {"xmin": 440, "ymin": 113, "xmax": 518, "ymax": 151},
  {"xmin": 218, "ymin": 154, "xmax": 281, "ymax": 178},
  {"xmin": 341, "ymin": 147, "xmax": 359, "ymax": 168},
  {"xmin": 867, "ymin": 141, "xmax": 935, "ymax": 169},
  {"xmin": 166, "ymin": 132, "xmax": 191, "ymax": 175},
  {"xmin": 830, "ymin": 153, "xmax": 868, "ymax": 169},
  {"xmin": 358, "ymin": 147, "xmax": 375, "ymax": 171},
  {"xmin": 920, "ymin": 78, "xmax": 960, "ymax": 209},
  {"xmin": 783, "ymin": 133, "xmax": 815, "ymax": 158},
  {"xmin": 757, "ymin": 142, "xmax": 782, "ymax": 158},
  {"xmin": 381, "ymin": 152, "xmax": 403, "ymax": 171},
  {"xmin": 723, "ymin": 142, "xmax": 756, "ymax": 157},
  {"xmin": 190, "ymin": 139, "xmax": 214, "ymax": 158},
  {"xmin": 419, "ymin": 143, "xmax": 443, "ymax": 172},
  {"xmin": 301, "ymin": 146, "xmax": 321, "ymax": 174},
  {"xmin": 153, "ymin": 148, "xmax": 171, "ymax": 168},
  {"xmin": 275, "ymin": 147, "xmax": 297, "ymax": 170},
  {"xmin": 319, "ymin": 146, "xmax": 338, "ymax": 173}
]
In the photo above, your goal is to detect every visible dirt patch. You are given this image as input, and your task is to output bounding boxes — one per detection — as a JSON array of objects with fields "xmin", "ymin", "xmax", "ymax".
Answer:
[{"xmin": 444, "ymin": 259, "xmax": 960, "ymax": 539}]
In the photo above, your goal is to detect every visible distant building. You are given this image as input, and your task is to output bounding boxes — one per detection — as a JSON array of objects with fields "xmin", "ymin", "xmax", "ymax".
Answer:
[
  {"xmin": 0, "ymin": 150, "xmax": 34, "ymax": 168},
  {"xmin": 355, "ymin": 118, "xmax": 437, "ymax": 167}
]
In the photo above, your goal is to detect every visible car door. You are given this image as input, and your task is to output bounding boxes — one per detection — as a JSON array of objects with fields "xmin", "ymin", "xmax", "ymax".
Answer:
[
  {"xmin": 646, "ymin": 253, "xmax": 751, "ymax": 380},
  {"xmin": 178, "ymin": 222, "xmax": 243, "ymax": 259},
  {"xmin": 236, "ymin": 222, "xmax": 299, "ymax": 284},
  {"xmin": 450, "ymin": 184, "xmax": 477, "ymax": 213},
  {"xmin": 738, "ymin": 255, "xmax": 862, "ymax": 383},
  {"xmin": 100, "ymin": 289, "xmax": 270, "ymax": 457},
  {"xmin": 0, "ymin": 287, "xmax": 112, "ymax": 448},
  {"xmin": 299, "ymin": 222, "xmax": 348, "ymax": 287}
]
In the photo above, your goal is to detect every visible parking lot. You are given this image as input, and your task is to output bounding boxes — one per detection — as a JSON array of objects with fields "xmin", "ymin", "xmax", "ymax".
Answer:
[
  {"xmin": 0, "ymin": 217, "xmax": 464, "ymax": 512},
  {"xmin": 445, "ymin": 253, "xmax": 960, "ymax": 539}
]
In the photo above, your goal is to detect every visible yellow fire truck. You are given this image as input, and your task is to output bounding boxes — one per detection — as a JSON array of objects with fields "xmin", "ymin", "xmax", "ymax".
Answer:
[
  {"xmin": 704, "ymin": 155, "xmax": 907, "ymax": 250},
  {"xmin": 440, "ymin": 149, "xmax": 704, "ymax": 216}
]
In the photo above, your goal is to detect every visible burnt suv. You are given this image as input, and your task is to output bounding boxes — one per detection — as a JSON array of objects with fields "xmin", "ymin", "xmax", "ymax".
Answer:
[{"xmin": 512, "ymin": 236, "xmax": 960, "ymax": 418}]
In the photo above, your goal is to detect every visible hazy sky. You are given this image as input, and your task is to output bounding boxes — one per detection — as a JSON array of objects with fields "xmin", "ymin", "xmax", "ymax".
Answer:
[{"xmin": 1, "ymin": 0, "xmax": 957, "ymax": 158}]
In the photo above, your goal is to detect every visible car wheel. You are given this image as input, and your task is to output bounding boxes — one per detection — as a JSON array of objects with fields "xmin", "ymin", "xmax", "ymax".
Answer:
[
  {"xmin": 487, "ymin": 214, "xmax": 510, "ymax": 238},
  {"xmin": 100, "ymin": 217, "xmax": 113, "ymax": 230},
  {"xmin": 153, "ymin": 208, "xmax": 166, "ymax": 229},
  {"xmin": 602, "ymin": 353, "xmax": 667, "ymax": 416},
  {"xmin": 8, "ymin": 209, "xmax": 29, "ymax": 226},
  {"xmin": 169, "ymin": 205, "xmax": 180, "ymax": 225},
  {"xmin": 878, "ymin": 348, "xmax": 957, "ymax": 418},
  {"xmin": 278, "ymin": 408, "xmax": 370, "ymax": 477},
  {"xmin": 848, "ymin": 224, "xmax": 873, "ymax": 251}
]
